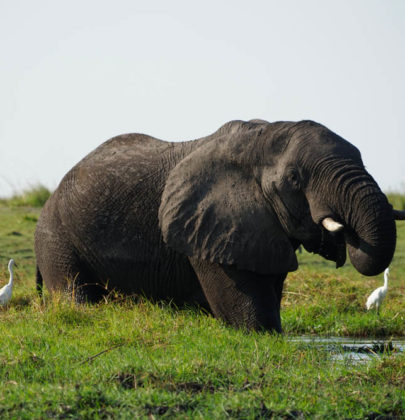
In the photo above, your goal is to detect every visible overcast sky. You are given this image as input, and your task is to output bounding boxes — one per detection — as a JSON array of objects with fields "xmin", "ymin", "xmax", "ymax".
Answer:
[{"xmin": 1, "ymin": 0, "xmax": 404, "ymax": 197}]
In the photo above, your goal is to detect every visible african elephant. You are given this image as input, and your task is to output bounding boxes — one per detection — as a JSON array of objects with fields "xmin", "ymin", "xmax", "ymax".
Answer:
[{"xmin": 34, "ymin": 119, "xmax": 405, "ymax": 332}]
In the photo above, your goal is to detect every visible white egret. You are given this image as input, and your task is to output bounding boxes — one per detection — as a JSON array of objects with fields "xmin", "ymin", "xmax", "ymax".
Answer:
[
  {"xmin": 366, "ymin": 267, "xmax": 389, "ymax": 313},
  {"xmin": 0, "ymin": 259, "xmax": 16, "ymax": 306}
]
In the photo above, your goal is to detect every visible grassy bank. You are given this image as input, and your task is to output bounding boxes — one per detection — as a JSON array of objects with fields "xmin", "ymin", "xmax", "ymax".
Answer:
[
  {"xmin": 1, "ymin": 299, "xmax": 404, "ymax": 418},
  {"xmin": 0, "ymin": 191, "xmax": 404, "ymax": 418}
]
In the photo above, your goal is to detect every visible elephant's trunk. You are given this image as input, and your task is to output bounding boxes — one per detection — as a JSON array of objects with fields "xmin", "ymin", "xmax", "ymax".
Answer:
[
  {"xmin": 345, "ymin": 189, "xmax": 395, "ymax": 276},
  {"xmin": 310, "ymin": 159, "xmax": 396, "ymax": 276}
]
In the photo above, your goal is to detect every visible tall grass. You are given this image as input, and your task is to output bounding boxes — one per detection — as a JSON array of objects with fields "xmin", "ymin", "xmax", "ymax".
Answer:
[{"xmin": 0, "ymin": 185, "xmax": 51, "ymax": 207}]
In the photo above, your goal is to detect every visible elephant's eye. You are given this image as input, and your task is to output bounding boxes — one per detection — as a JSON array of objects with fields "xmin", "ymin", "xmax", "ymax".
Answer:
[{"xmin": 288, "ymin": 170, "xmax": 300, "ymax": 189}]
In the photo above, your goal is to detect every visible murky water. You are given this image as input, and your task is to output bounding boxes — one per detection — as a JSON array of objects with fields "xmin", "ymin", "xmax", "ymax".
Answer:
[{"xmin": 288, "ymin": 336, "xmax": 405, "ymax": 363}]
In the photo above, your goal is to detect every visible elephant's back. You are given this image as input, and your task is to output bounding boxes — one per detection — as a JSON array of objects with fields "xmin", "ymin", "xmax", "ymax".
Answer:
[
  {"xmin": 76, "ymin": 133, "xmax": 172, "ymax": 174},
  {"xmin": 55, "ymin": 133, "xmax": 170, "ymax": 220}
]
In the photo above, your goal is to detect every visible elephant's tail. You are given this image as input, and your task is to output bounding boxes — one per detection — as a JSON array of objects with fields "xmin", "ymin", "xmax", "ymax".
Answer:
[{"xmin": 36, "ymin": 265, "xmax": 43, "ymax": 298}]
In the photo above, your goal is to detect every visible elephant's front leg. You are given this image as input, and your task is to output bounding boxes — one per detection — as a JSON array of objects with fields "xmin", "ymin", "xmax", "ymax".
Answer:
[{"xmin": 189, "ymin": 258, "xmax": 286, "ymax": 332}]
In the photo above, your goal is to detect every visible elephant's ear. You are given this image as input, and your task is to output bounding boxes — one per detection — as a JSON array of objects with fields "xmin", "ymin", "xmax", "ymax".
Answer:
[{"xmin": 158, "ymin": 141, "xmax": 298, "ymax": 275}]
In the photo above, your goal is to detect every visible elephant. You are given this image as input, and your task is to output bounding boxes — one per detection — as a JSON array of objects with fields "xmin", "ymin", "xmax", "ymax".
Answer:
[{"xmin": 34, "ymin": 119, "xmax": 405, "ymax": 332}]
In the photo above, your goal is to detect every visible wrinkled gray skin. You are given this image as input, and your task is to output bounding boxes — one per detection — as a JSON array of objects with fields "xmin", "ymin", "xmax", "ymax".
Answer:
[{"xmin": 35, "ymin": 119, "xmax": 404, "ymax": 332}]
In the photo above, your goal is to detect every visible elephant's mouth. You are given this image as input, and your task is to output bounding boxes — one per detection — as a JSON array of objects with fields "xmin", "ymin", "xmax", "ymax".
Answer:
[
  {"xmin": 302, "ymin": 216, "xmax": 348, "ymax": 268},
  {"xmin": 318, "ymin": 227, "xmax": 347, "ymax": 268}
]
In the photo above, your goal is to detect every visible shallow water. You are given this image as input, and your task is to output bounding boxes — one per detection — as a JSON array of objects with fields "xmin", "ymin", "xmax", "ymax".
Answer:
[{"xmin": 288, "ymin": 336, "xmax": 405, "ymax": 363}]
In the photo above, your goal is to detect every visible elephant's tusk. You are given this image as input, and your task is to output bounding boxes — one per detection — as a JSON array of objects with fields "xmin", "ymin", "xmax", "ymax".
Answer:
[
  {"xmin": 322, "ymin": 217, "xmax": 344, "ymax": 232},
  {"xmin": 393, "ymin": 210, "xmax": 405, "ymax": 220}
]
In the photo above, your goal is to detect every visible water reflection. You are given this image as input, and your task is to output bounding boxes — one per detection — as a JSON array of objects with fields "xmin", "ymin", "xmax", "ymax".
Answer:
[{"xmin": 288, "ymin": 336, "xmax": 405, "ymax": 363}]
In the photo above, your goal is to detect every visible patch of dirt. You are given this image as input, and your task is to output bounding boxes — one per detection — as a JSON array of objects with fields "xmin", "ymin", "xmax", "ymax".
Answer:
[
  {"xmin": 113, "ymin": 371, "xmax": 215, "ymax": 393},
  {"xmin": 144, "ymin": 402, "xmax": 197, "ymax": 416},
  {"xmin": 8, "ymin": 231, "xmax": 22, "ymax": 236},
  {"xmin": 226, "ymin": 405, "xmax": 305, "ymax": 420},
  {"xmin": 165, "ymin": 381, "xmax": 215, "ymax": 393},
  {"xmin": 365, "ymin": 413, "xmax": 403, "ymax": 420},
  {"xmin": 114, "ymin": 373, "xmax": 144, "ymax": 389}
]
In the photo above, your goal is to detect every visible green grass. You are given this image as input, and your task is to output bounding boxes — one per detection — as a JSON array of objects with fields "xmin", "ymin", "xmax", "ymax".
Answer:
[
  {"xmin": 0, "ymin": 185, "xmax": 51, "ymax": 208},
  {"xmin": 0, "ymin": 192, "xmax": 404, "ymax": 418},
  {"xmin": 1, "ymin": 300, "xmax": 404, "ymax": 418},
  {"xmin": 387, "ymin": 192, "xmax": 405, "ymax": 211}
]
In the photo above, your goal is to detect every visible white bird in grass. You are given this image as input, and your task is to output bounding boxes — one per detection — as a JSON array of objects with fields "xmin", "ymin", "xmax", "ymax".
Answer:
[
  {"xmin": 0, "ymin": 259, "xmax": 16, "ymax": 306},
  {"xmin": 366, "ymin": 267, "xmax": 389, "ymax": 313}
]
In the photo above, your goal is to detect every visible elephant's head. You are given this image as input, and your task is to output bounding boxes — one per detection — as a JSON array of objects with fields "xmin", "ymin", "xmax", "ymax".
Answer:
[{"xmin": 159, "ymin": 120, "xmax": 404, "ymax": 277}]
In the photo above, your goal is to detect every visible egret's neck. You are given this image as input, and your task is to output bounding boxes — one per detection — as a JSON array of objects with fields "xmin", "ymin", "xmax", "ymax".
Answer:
[
  {"xmin": 383, "ymin": 271, "xmax": 389, "ymax": 289},
  {"xmin": 8, "ymin": 264, "xmax": 14, "ymax": 286}
]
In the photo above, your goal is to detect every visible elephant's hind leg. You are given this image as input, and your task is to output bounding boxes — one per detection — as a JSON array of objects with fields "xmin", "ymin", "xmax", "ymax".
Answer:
[
  {"xmin": 35, "ymin": 237, "xmax": 106, "ymax": 303},
  {"xmin": 65, "ymin": 265, "xmax": 109, "ymax": 303},
  {"xmin": 40, "ymin": 260, "xmax": 107, "ymax": 303}
]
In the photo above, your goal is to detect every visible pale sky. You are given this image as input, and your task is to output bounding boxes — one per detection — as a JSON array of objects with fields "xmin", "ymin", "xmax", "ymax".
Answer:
[{"xmin": 1, "ymin": 0, "xmax": 404, "ymax": 197}]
